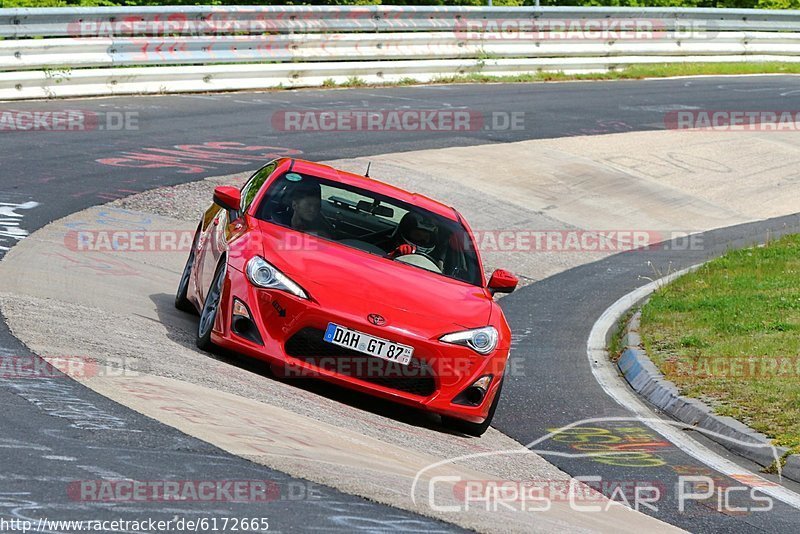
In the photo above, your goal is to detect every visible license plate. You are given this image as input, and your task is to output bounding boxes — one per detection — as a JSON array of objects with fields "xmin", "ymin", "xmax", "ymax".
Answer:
[{"xmin": 323, "ymin": 323, "xmax": 413, "ymax": 366}]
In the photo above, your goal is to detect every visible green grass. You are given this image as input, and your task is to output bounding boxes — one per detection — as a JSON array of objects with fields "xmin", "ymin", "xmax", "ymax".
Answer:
[
  {"xmin": 608, "ymin": 308, "xmax": 636, "ymax": 363},
  {"xmin": 607, "ymin": 61, "xmax": 800, "ymax": 78},
  {"xmin": 639, "ymin": 234, "xmax": 800, "ymax": 454},
  {"xmin": 436, "ymin": 61, "xmax": 800, "ymax": 83},
  {"xmin": 340, "ymin": 76, "xmax": 367, "ymax": 88},
  {"xmin": 315, "ymin": 62, "xmax": 800, "ymax": 90}
]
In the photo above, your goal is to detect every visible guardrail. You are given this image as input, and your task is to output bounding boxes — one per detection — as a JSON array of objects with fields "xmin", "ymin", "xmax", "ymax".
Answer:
[{"xmin": 1, "ymin": 6, "xmax": 799, "ymax": 100}]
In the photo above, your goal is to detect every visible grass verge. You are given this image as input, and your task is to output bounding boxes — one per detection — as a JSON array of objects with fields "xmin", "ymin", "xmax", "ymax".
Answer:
[
  {"xmin": 322, "ymin": 62, "xmax": 800, "ymax": 89},
  {"xmin": 639, "ymin": 234, "xmax": 800, "ymax": 454},
  {"xmin": 608, "ymin": 308, "xmax": 636, "ymax": 364}
]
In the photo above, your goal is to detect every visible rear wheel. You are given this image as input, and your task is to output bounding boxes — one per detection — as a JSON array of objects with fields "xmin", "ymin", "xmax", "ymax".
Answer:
[
  {"xmin": 175, "ymin": 228, "xmax": 200, "ymax": 314},
  {"xmin": 197, "ymin": 259, "xmax": 226, "ymax": 351},
  {"xmin": 442, "ymin": 378, "xmax": 504, "ymax": 437}
]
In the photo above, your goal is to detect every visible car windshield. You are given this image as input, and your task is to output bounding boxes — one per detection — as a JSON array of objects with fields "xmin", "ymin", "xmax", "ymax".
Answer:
[{"xmin": 253, "ymin": 171, "xmax": 482, "ymax": 286}]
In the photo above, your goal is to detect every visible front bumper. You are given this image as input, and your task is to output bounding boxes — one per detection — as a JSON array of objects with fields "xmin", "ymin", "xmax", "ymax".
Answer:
[{"xmin": 211, "ymin": 269, "xmax": 508, "ymax": 423}]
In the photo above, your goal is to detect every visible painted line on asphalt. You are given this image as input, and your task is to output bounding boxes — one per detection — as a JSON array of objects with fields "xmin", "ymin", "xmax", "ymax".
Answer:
[{"xmin": 586, "ymin": 264, "xmax": 800, "ymax": 511}]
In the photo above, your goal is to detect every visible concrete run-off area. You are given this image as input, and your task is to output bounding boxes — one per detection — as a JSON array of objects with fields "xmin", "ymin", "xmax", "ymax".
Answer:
[{"xmin": 3, "ymin": 127, "xmax": 800, "ymax": 531}]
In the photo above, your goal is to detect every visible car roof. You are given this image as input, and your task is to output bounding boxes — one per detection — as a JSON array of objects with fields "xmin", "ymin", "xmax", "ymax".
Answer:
[{"xmin": 285, "ymin": 158, "xmax": 460, "ymax": 222}]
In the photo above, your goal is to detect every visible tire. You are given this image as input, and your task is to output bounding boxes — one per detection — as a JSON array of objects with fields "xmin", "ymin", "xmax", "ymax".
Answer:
[
  {"xmin": 197, "ymin": 259, "xmax": 226, "ymax": 352},
  {"xmin": 442, "ymin": 378, "xmax": 504, "ymax": 437},
  {"xmin": 175, "ymin": 228, "xmax": 200, "ymax": 314}
]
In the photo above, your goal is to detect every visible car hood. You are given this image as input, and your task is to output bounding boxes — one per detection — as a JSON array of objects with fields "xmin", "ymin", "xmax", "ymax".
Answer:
[{"xmin": 257, "ymin": 221, "xmax": 492, "ymax": 333}]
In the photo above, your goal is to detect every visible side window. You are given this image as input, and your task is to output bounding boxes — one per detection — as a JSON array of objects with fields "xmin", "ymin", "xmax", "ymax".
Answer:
[{"xmin": 240, "ymin": 162, "xmax": 277, "ymax": 215}]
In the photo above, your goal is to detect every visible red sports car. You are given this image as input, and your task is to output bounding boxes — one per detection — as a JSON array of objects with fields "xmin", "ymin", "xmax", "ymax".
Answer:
[{"xmin": 175, "ymin": 158, "xmax": 518, "ymax": 436}]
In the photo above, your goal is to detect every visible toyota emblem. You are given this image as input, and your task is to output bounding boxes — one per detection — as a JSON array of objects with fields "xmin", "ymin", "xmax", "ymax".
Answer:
[{"xmin": 367, "ymin": 313, "xmax": 386, "ymax": 326}]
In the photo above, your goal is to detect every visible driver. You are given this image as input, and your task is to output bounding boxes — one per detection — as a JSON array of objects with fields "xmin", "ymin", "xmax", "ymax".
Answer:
[
  {"xmin": 388, "ymin": 212, "xmax": 441, "ymax": 267},
  {"xmin": 289, "ymin": 182, "xmax": 333, "ymax": 238}
]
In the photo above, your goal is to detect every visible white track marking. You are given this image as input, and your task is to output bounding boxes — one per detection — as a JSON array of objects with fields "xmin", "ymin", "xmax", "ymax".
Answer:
[{"xmin": 587, "ymin": 265, "xmax": 800, "ymax": 510}]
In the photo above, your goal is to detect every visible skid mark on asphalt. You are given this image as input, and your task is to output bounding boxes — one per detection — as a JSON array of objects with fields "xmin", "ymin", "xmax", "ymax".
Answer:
[{"xmin": 0, "ymin": 378, "xmax": 134, "ymax": 432}]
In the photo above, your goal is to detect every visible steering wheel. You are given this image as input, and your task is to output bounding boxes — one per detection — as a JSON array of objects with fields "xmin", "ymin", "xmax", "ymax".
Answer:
[
  {"xmin": 414, "ymin": 249, "xmax": 439, "ymax": 264},
  {"xmin": 394, "ymin": 252, "xmax": 442, "ymax": 274}
]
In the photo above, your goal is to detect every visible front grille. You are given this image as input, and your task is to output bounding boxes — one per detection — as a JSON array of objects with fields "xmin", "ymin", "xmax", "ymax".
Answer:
[{"xmin": 285, "ymin": 327, "xmax": 436, "ymax": 397}]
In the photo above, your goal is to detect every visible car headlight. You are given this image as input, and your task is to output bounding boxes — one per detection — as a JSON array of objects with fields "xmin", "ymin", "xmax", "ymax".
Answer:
[
  {"xmin": 439, "ymin": 326, "xmax": 498, "ymax": 355},
  {"xmin": 246, "ymin": 256, "xmax": 308, "ymax": 300}
]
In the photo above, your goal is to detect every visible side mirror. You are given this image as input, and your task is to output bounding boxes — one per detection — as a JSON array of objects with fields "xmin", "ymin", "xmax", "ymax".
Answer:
[
  {"xmin": 213, "ymin": 186, "xmax": 241, "ymax": 212},
  {"xmin": 488, "ymin": 269, "xmax": 518, "ymax": 295}
]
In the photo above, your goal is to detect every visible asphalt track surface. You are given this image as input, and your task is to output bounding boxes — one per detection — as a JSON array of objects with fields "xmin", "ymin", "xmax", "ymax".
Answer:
[
  {"xmin": 497, "ymin": 214, "xmax": 800, "ymax": 533},
  {"xmin": 2, "ymin": 76, "xmax": 800, "ymax": 532}
]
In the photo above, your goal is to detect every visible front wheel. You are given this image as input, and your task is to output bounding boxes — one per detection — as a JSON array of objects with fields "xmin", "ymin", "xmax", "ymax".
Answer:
[
  {"xmin": 442, "ymin": 378, "xmax": 504, "ymax": 437},
  {"xmin": 197, "ymin": 259, "xmax": 226, "ymax": 351}
]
